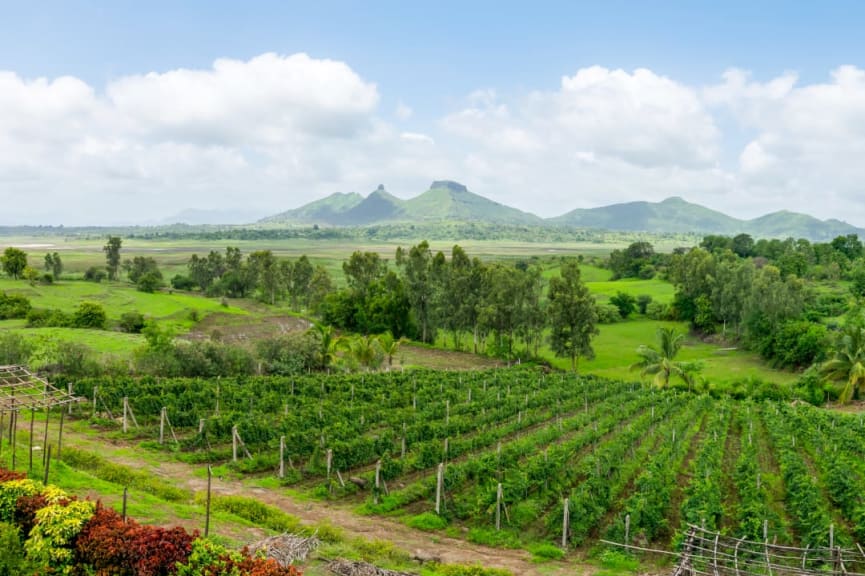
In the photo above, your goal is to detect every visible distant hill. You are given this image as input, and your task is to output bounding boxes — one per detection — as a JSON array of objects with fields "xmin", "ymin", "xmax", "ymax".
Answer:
[
  {"xmin": 261, "ymin": 181, "xmax": 543, "ymax": 226},
  {"xmin": 552, "ymin": 196, "xmax": 865, "ymax": 241},
  {"xmin": 261, "ymin": 184, "xmax": 865, "ymax": 241},
  {"xmin": 162, "ymin": 208, "xmax": 267, "ymax": 225}
]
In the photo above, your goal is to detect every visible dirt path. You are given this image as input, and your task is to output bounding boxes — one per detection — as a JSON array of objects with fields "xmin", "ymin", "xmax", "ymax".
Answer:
[{"xmin": 48, "ymin": 425, "xmax": 586, "ymax": 576}]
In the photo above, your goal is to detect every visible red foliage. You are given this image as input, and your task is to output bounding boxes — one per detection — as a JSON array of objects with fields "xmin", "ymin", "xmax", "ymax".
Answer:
[
  {"xmin": 75, "ymin": 503, "xmax": 195, "ymax": 576},
  {"xmin": 0, "ymin": 468, "xmax": 27, "ymax": 482},
  {"xmin": 14, "ymin": 493, "xmax": 48, "ymax": 537}
]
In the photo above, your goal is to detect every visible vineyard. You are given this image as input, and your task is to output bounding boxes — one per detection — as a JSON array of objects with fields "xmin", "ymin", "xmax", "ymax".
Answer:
[{"xmin": 64, "ymin": 367, "xmax": 865, "ymax": 552}]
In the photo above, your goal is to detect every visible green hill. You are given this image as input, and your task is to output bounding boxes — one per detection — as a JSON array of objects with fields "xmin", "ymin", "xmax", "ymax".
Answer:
[
  {"xmin": 550, "ymin": 196, "xmax": 740, "ymax": 233},
  {"xmin": 261, "ymin": 184, "xmax": 864, "ymax": 241}
]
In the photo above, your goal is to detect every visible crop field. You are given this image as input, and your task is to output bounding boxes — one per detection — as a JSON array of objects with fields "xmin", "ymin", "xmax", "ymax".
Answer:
[{"xmin": 67, "ymin": 366, "xmax": 862, "ymax": 552}]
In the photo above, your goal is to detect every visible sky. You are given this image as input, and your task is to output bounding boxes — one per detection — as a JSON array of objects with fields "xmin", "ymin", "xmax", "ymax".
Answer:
[{"xmin": 2, "ymin": 0, "xmax": 865, "ymax": 226}]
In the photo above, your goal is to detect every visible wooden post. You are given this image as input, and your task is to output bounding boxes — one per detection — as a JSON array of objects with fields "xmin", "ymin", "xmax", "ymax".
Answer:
[
  {"xmin": 830, "ymin": 523, "xmax": 834, "ymax": 550},
  {"xmin": 11, "ymin": 410, "xmax": 17, "ymax": 470},
  {"xmin": 279, "ymin": 436, "xmax": 285, "ymax": 479},
  {"xmin": 43, "ymin": 445, "xmax": 51, "ymax": 484},
  {"xmin": 443, "ymin": 437, "xmax": 449, "ymax": 460},
  {"xmin": 28, "ymin": 409, "xmax": 35, "ymax": 473},
  {"xmin": 122, "ymin": 486, "xmax": 128, "ymax": 522},
  {"xmin": 232, "ymin": 425, "xmax": 238, "ymax": 462},
  {"xmin": 57, "ymin": 408, "xmax": 65, "ymax": 459},
  {"xmin": 374, "ymin": 460, "xmax": 382, "ymax": 505},
  {"xmin": 198, "ymin": 418, "xmax": 205, "ymax": 435},
  {"xmin": 435, "ymin": 463, "xmax": 444, "ymax": 515},
  {"xmin": 401, "ymin": 436, "xmax": 406, "ymax": 459},
  {"xmin": 495, "ymin": 482, "xmax": 503, "ymax": 530},
  {"xmin": 625, "ymin": 513, "xmax": 630, "ymax": 545},
  {"xmin": 68, "ymin": 383, "xmax": 74, "ymax": 415},
  {"xmin": 42, "ymin": 406, "xmax": 50, "ymax": 467},
  {"xmin": 763, "ymin": 519, "xmax": 768, "ymax": 541},
  {"xmin": 326, "ymin": 448, "xmax": 333, "ymax": 479},
  {"xmin": 445, "ymin": 400, "xmax": 450, "ymax": 426},
  {"xmin": 562, "ymin": 497, "xmax": 570, "ymax": 549},
  {"xmin": 205, "ymin": 465, "xmax": 212, "ymax": 537},
  {"xmin": 122, "ymin": 397, "xmax": 128, "ymax": 433},
  {"xmin": 160, "ymin": 407, "xmax": 166, "ymax": 444},
  {"xmin": 92, "ymin": 386, "xmax": 97, "ymax": 419}
]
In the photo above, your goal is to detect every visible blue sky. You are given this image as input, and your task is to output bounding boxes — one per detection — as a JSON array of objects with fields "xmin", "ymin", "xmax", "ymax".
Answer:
[{"xmin": 2, "ymin": 1, "xmax": 865, "ymax": 225}]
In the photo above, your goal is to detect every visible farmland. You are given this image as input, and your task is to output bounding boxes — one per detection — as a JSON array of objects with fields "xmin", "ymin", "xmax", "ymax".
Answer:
[{"xmin": 58, "ymin": 366, "xmax": 865, "ymax": 553}]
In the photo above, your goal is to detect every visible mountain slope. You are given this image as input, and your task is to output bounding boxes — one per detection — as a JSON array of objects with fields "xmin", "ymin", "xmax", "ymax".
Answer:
[
  {"xmin": 260, "ymin": 191, "xmax": 363, "ymax": 224},
  {"xmin": 550, "ymin": 196, "xmax": 741, "ymax": 233},
  {"xmin": 403, "ymin": 181, "xmax": 543, "ymax": 225}
]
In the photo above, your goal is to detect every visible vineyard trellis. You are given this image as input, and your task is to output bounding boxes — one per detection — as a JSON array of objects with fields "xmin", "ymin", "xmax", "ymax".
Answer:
[
  {"xmin": 605, "ymin": 525, "xmax": 865, "ymax": 576},
  {"xmin": 0, "ymin": 364, "xmax": 81, "ymax": 472}
]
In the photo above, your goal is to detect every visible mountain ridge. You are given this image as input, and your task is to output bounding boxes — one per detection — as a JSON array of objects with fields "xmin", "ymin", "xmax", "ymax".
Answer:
[{"xmin": 260, "ymin": 181, "xmax": 864, "ymax": 241}]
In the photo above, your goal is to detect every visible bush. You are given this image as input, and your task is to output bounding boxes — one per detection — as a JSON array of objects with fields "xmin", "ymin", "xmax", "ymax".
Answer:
[
  {"xmin": 171, "ymin": 274, "xmax": 196, "ymax": 291},
  {"xmin": 73, "ymin": 301, "xmax": 107, "ymax": 329},
  {"xmin": 83, "ymin": 266, "xmax": 107, "ymax": 282},
  {"xmin": 0, "ymin": 333, "xmax": 33, "ymax": 365},
  {"xmin": 39, "ymin": 341, "xmax": 100, "ymax": 377},
  {"xmin": 26, "ymin": 308, "xmax": 71, "ymax": 327},
  {"xmin": 0, "ymin": 291, "xmax": 31, "ymax": 319},
  {"xmin": 609, "ymin": 292, "xmax": 636, "ymax": 319},
  {"xmin": 407, "ymin": 512, "xmax": 448, "ymax": 531},
  {"xmin": 0, "ymin": 522, "xmax": 34, "ymax": 576},
  {"xmin": 136, "ymin": 270, "xmax": 164, "ymax": 293},
  {"xmin": 596, "ymin": 303, "xmax": 621, "ymax": 324},
  {"xmin": 646, "ymin": 301, "xmax": 672, "ymax": 320},
  {"xmin": 636, "ymin": 294, "xmax": 653, "ymax": 315},
  {"xmin": 119, "ymin": 311, "xmax": 146, "ymax": 333},
  {"xmin": 528, "ymin": 542, "xmax": 564, "ymax": 561}
]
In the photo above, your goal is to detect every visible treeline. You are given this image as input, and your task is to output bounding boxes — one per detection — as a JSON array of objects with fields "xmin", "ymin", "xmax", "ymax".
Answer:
[{"xmin": 613, "ymin": 232, "xmax": 865, "ymax": 370}]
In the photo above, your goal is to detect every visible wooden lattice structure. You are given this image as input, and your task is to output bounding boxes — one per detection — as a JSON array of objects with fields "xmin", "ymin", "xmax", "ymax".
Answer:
[
  {"xmin": 605, "ymin": 525, "xmax": 865, "ymax": 576},
  {"xmin": 0, "ymin": 365, "xmax": 80, "ymax": 412},
  {"xmin": 0, "ymin": 365, "xmax": 81, "ymax": 474}
]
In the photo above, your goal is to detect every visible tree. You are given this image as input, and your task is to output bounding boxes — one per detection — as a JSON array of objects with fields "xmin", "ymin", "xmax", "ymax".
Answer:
[
  {"xmin": 1, "ymin": 247, "xmax": 27, "ymax": 279},
  {"xmin": 291, "ymin": 255, "xmax": 314, "ymax": 309},
  {"xmin": 307, "ymin": 265, "xmax": 334, "ymax": 312},
  {"xmin": 377, "ymin": 331, "xmax": 406, "ymax": 369},
  {"xmin": 610, "ymin": 292, "xmax": 637, "ymax": 318},
  {"xmin": 731, "ymin": 233, "xmax": 755, "ymax": 258},
  {"xmin": 343, "ymin": 251, "xmax": 385, "ymax": 297},
  {"xmin": 103, "ymin": 236, "xmax": 122, "ymax": 281},
  {"xmin": 72, "ymin": 302, "xmax": 107, "ymax": 329},
  {"xmin": 43, "ymin": 252, "xmax": 62, "ymax": 279},
  {"xmin": 312, "ymin": 324, "xmax": 339, "ymax": 371},
  {"xmin": 397, "ymin": 241, "xmax": 437, "ymax": 343},
  {"xmin": 547, "ymin": 260, "xmax": 598, "ymax": 371},
  {"xmin": 820, "ymin": 324, "xmax": 865, "ymax": 404},
  {"xmin": 248, "ymin": 250, "xmax": 280, "ymax": 305},
  {"xmin": 345, "ymin": 334, "xmax": 383, "ymax": 371},
  {"xmin": 631, "ymin": 327, "xmax": 701, "ymax": 389}
]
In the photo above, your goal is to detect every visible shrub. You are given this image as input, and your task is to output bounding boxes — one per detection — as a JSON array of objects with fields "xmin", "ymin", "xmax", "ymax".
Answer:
[
  {"xmin": 407, "ymin": 512, "xmax": 448, "ymax": 531},
  {"xmin": 26, "ymin": 307, "xmax": 72, "ymax": 327},
  {"xmin": 24, "ymin": 499, "xmax": 96, "ymax": 572},
  {"xmin": 119, "ymin": 311, "xmax": 147, "ymax": 333},
  {"xmin": 0, "ymin": 521, "xmax": 33, "ymax": 575},
  {"xmin": 171, "ymin": 274, "xmax": 196, "ymax": 291},
  {"xmin": 73, "ymin": 301, "xmax": 107, "ymax": 329},
  {"xmin": 636, "ymin": 294, "xmax": 653, "ymax": 315},
  {"xmin": 0, "ymin": 333, "xmax": 33, "ymax": 365},
  {"xmin": 609, "ymin": 292, "xmax": 636, "ymax": 319},
  {"xmin": 84, "ymin": 266, "xmax": 107, "ymax": 282},
  {"xmin": 136, "ymin": 270, "xmax": 164, "ymax": 293},
  {"xmin": 596, "ymin": 303, "xmax": 621, "ymax": 324},
  {"xmin": 528, "ymin": 542, "xmax": 564, "ymax": 561},
  {"xmin": 0, "ymin": 291, "xmax": 31, "ymax": 319}
]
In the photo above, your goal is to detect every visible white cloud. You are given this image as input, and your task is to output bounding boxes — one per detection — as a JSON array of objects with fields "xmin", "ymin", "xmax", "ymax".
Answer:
[{"xmin": 4, "ymin": 57, "xmax": 865, "ymax": 227}]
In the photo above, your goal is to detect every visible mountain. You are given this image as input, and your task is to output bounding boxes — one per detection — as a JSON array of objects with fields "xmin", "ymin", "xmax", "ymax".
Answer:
[
  {"xmin": 550, "ymin": 196, "xmax": 740, "ymax": 234},
  {"xmin": 261, "ymin": 184, "xmax": 865, "ymax": 240},
  {"xmin": 260, "ymin": 181, "xmax": 542, "ymax": 226},
  {"xmin": 260, "ymin": 191, "xmax": 363, "ymax": 224},
  {"xmin": 403, "ymin": 181, "xmax": 543, "ymax": 225},
  {"xmin": 553, "ymin": 196, "xmax": 865, "ymax": 240}
]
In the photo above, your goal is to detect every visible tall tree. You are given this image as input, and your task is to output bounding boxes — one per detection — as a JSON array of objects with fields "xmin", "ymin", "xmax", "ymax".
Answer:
[
  {"xmin": 248, "ymin": 250, "xmax": 280, "ymax": 305},
  {"xmin": 547, "ymin": 260, "xmax": 598, "ymax": 371},
  {"xmin": 291, "ymin": 255, "xmax": 314, "ymax": 309},
  {"xmin": 1, "ymin": 248, "xmax": 27, "ymax": 279},
  {"xmin": 343, "ymin": 251, "xmax": 386, "ymax": 298},
  {"xmin": 43, "ymin": 252, "xmax": 62, "ymax": 278},
  {"xmin": 103, "ymin": 236, "xmax": 122, "ymax": 281},
  {"xmin": 397, "ymin": 241, "xmax": 437, "ymax": 343}
]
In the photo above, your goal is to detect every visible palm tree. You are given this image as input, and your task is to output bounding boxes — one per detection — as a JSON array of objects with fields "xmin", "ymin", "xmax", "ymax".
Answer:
[
  {"xmin": 377, "ymin": 331, "xmax": 407, "ymax": 369},
  {"xmin": 346, "ymin": 334, "xmax": 384, "ymax": 371},
  {"xmin": 821, "ymin": 324, "xmax": 865, "ymax": 404},
  {"xmin": 631, "ymin": 327, "xmax": 701, "ymax": 388},
  {"xmin": 312, "ymin": 323, "xmax": 340, "ymax": 371}
]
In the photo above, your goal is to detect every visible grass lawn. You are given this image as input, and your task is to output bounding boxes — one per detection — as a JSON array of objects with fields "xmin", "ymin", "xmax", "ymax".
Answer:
[{"xmin": 541, "ymin": 319, "xmax": 798, "ymax": 387}]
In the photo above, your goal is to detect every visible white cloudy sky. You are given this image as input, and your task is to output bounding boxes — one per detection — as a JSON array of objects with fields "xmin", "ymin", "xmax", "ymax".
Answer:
[
  {"xmin": 1, "ymin": 2, "xmax": 863, "ymax": 227},
  {"xmin": 3, "ymin": 51, "xmax": 865, "ymax": 226}
]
